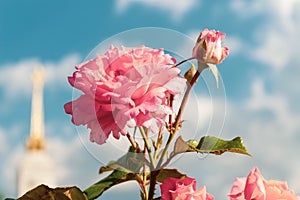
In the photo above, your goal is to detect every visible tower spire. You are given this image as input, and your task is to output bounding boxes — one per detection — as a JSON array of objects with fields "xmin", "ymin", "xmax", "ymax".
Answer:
[
  {"xmin": 18, "ymin": 66, "xmax": 56, "ymax": 197},
  {"xmin": 27, "ymin": 66, "xmax": 45, "ymax": 150}
]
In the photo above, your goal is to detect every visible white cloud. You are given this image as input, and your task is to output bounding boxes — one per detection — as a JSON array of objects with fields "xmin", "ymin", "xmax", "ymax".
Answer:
[
  {"xmin": 1, "ymin": 135, "xmax": 98, "ymax": 197},
  {"xmin": 2, "ymin": 145, "xmax": 25, "ymax": 197},
  {"xmin": 44, "ymin": 54, "xmax": 81, "ymax": 88},
  {"xmin": 225, "ymin": 78, "xmax": 300, "ymax": 193},
  {"xmin": 180, "ymin": 95, "xmax": 213, "ymax": 138},
  {"xmin": 230, "ymin": 0, "xmax": 300, "ymax": 70},
  {"xmin": 230, "ymin": 0, "xmax": 298, "ymax": 20},
  {"xmin": 0, "ymin": 54, "xmax": 81, "ymax": 99},
  {"xmin": 224, "ymin": 36, "xmax": 243, "ymax": 56},
  {"xmin": 251, "ymin": 30, "xmax": 291, "ymax": 70},
  {"xmin": 46, "ymin": 137, "xmax": 100, "ymax": 188},
  {"xmin": 243, "ymin": 79, "xmax": 299, "ymax": 144},
  {"xmin": 246, "ymin": 79, "xmax": 290, "ymax": 121},
  {"xmin": 115, "ymin": 0, "xmax": 199, "ymax": 21},
  {"xmin": 0, "ymin": 124, "xmax": 24, "ymax": 143},
  {"xmin": 229, "ymin": 1, "xmax": 264, "ymax": 18},
  {"xmin": 0, "ymin": 59, "xmax": 40, "ymax": 98}
]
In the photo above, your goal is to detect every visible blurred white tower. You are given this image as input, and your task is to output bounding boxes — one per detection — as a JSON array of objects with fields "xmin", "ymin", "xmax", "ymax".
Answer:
[{"xmin": 17, "ymin": 66, "xmax": 56, "ymax": 197}]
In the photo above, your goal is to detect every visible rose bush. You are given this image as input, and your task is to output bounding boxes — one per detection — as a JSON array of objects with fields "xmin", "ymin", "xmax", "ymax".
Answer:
[{"xmin": 15, "ymin": 28, "xmax": 299, "ymax": 200}]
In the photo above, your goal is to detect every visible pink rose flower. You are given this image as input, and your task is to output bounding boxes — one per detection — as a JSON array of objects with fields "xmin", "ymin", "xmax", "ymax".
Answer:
[
  {"xmin": 265, "ymin": 180, "xmax": 300, "ymax": 200},
  {"xmin": 228, "ymin": 167, "xmax": 300, "ymax": 200},
  {"xmin": 64, "ymin": 45, "xmax": 186, "ymax": 144},
  {"xmin": 192, "ymin": 29, "xmax": 229, "ymax": 65},
  {"xmin": 160, "ymin": 177, "xmax": 214, "ymax": 200}
]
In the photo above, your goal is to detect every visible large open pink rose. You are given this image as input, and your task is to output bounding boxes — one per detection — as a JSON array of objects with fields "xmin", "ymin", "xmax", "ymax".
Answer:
[
  {"xmin": 160, "ymin": 177, "xmax": 214, "ymax": 200},
  {"xmin": 192, "ymin": 29, "xmax": 229, "ymax": 65},
  {"xmin": 228, "ymin": 167, "xmax": 300, "ymax": 200},
  {"xmin": 64, "ymin": 45, "xmax": 186, "ymax": 144}
]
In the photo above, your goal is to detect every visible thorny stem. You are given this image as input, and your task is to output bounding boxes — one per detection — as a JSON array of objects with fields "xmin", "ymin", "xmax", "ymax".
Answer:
[
  {"xmin": 147, "ymin": 70, "xmax": 201, "ymax": 200},
  {"xmin": 148, "ymin": 59, "xmax": 203, "ymax": 200},
  {"xmin": 157, "ymin": 70, "xmax": 201, "ymax": 169},
  {"xmin": 174, "ymin": 70, "xmax": 201, "ymax": 132}
]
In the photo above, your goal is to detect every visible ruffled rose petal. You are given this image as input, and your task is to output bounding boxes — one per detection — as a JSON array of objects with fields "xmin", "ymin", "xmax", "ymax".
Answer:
[{"xmin": 65, "ymin": 45, "xmax": 186, "ymax": 144}]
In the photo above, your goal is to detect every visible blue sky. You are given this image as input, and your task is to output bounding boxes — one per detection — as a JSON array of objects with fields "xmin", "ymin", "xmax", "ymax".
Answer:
[{"xmin": 1, "ymin": 0, "xmax": 300, "ymax": 199}]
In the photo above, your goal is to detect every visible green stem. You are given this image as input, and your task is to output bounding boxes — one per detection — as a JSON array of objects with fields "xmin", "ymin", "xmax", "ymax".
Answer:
[
  {"xmin": 139, "ymin": 127, "xmax": 155, "ymax": 169},
  {"xmin": 174, "ymin": 57, "xmax": 194, "ymax": 67},
  {"xmin": 153, "ymin": 127, "xmax": 163, "ymax": 161},
  {"xmin": 156, "ymin": 133, "xmax": 174, "ymax": 169},
  {"xmin": 143, "ymin": 145, "xmax": 149, "ymax": 200},
  {"xmin": 168, "ymin": 94, "xmax": 174, "ymax": 128},
  {"xmin": 174, "ymin": 70, "xmax": 200, "ymax": 131},
  {"xmin": 149, "ymin": 62, "xmax": 203, "ymax": 200},
  {"xmin": 139, "ymin": 127, "xmax": 157, "ymax": 200},
  {"xmin": 148, "ymin": 170, "xmax": 159, "ymax": 200},
  {"xmin": 157, "ymin": 70, "xmax": 201, "ymax": 169},
  {"xmin": 126, "ymin": 132, "xmax": 140, "ymax": 152}
]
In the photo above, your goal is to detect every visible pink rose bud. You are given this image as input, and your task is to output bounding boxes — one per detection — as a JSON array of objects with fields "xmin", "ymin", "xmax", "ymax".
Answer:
[{"xmin": 192, "ymin": 29, "xmax": 229, "ymax": 65}]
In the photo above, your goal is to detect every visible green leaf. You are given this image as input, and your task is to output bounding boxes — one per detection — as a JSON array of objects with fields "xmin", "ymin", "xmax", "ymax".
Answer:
[
  {"xmin": 184, "ymin": 64, "xmax": 198, "ymax": 83},
  {"xmin": 174, "ymin": 136, "xmax": 251, "ymax": 156},
  {"xmin": 173, "ymin": 136, "xmax": 196, "ymax": 155},
  {"xmin": 197, "ymin": 62, "xmax": 219, "ymax": 88},
  {"xmin": 156, "ymin": 169, "xmax": 186, "ymax": 183},
  {"xmin": 196, "ymin": 136, "xmax": 251, "ymax": 156},
  {"xmin": 92, "ymin": 147, "xmax": 146, "ymax": 199},
  {"xmin": 207, "ymin": 63, "xmax": 219, "ymax": 88},
  {"xmin": 84, "ymin": 170, "xmax": 138, "ymax": 200},
  {"xmin": 99, "ymin": 165, "xmax": 115, "ymax": 174},
  {"xmin": 17, "ymin": 184, "xmax": 87, "ymax": 200},
  {"xmin": 58, "ymin": 187, "xmax": 88, "ymax": 200},
  {"xmin": 99, "ymin": 146, "xmax": 148, "ymax": 174}
]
